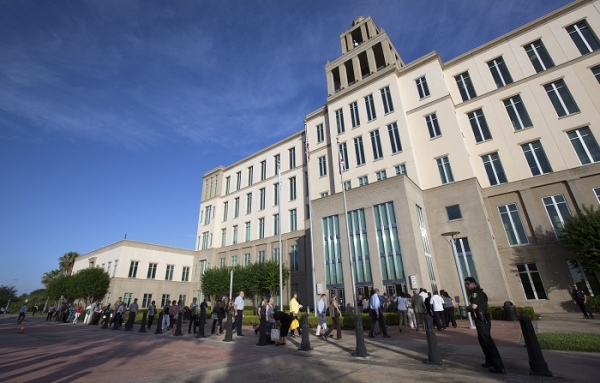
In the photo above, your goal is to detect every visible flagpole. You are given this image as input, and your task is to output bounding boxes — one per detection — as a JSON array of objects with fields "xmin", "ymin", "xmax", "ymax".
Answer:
[
  {"xmin": 337, "ymin": 137, "xmax": 367, "ymax": 357},
  {"xmin": 277, "ymin": 158, "xmax": 283, "ymax": 310},
  {"xmin": 304, "ymin": 123, "xmax": 318, "ymax": 316}
]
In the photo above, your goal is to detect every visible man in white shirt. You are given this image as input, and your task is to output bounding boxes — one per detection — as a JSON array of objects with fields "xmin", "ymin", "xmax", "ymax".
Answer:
[
  {"xmin": 430, "ymin": 292, "xmax": 446, "ymax": 330},
  {"xmin": 233, "ymin": 291, "xmax": 245, "ymax": 336},
  {"xmin": 368, "ymin": 289, "xmax": 390, "ymax": 338},
  {"xmin": 315, "ymin": 294, "xmax": 328, "ymax": 338}
]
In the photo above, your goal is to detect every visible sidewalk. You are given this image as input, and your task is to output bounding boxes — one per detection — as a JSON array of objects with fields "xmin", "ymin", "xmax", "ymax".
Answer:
[{"xmin": 0, "ymin": 313, "xmax": 597, "ymax": 382}]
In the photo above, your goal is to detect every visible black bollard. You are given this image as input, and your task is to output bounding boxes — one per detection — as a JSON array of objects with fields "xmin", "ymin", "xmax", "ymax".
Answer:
[
  {"xmin": 196, "ymin": 311, "xmax": 206, "ymax": 338},
  {"xmin": 125, "ymin": 311, "xmax": 135, "ymax": 331},
  {"xmin": 139, "ymin": 312, "xmax": 147, "ymax": 333},
  {"xmin": 112, "ymin": 313, "xmax": 121, "ymax": 330},
  {"xmin": 256, "ymin": 313, "xmax": 268, "ymax": 346},
  {"xmin": 299, "ymin": 314, "xmax": 312, "ymax": 351},
  {"xmin": 352, "ymin": 314, "xmax": 368, "ymax": 357},
  {"xmin": 154, "ymin": 312, "xmax": 163, "ymax": 334},
  {"xmin": 519, "ymin": 316, "xmax": 552, "ymax": 377},
  {"xmin": 101, "ymin": 314, "xmax": 109, "ymax": 329},
  {"xmin": 223, "ymin": 310, "xmax": 234, "ymax": 342},
  {"xmin": 174, "ymin": 312, "xmax": 183, "ymax": 336},
  {"xmin": 424, "ymin": 315, "xmax": 443, "ymax": 365}
]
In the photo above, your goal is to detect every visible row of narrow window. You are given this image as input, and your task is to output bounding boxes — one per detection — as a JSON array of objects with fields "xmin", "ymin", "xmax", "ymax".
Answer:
[{"xmin": 127, "ymin": 261, "xmax": 189, "ymax": 282}]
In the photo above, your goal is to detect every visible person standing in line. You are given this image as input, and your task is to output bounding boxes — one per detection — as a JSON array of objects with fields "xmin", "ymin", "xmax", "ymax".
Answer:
[
  {"xmin": 83, "ymin": 302, "xmax": 93, "ymax": 325},
  {"xmin": 430, "ymin": 291, "xmax": 446, "ymax": 330},
  {"xmin": 441, "ymin": 290, "xmax": 457, "ymax": 328},
  {"xmin": 465, "ymin": 277, "xmax": 505, "ymax": 374},
  {"xmin": 314, "ymin": 294, "xmax": 328, "ymax": 340},
  {"xmin": 188, "ymin": 297, "xmax": 198, "ymax": 334},
  {"xmin": 289, "ymin": 291, "xmax": 303, "ymax": 337},
  {"xmin": 232, "ymin": 291, "xmax": 245, "ymax": 336},
  {"xmin": 199, "ymin": 298, "xmax": 208, "ymax": 323},
  {"xmin": 210, "ymin": 297, "xmax": 224, "ymax": 335},
  {"xmin": 412, "ymin": 290, "xmax": 426, "ymax": 331},
  {"xmin": 368, "ymin": 289, "xmax": 390, "ymax": 338},
  {"xmin": 112, "ymin": 297, "xmax": 123, "ymax": 326},
  {"xmin": 395, "ymin": 292, "xmax": 409, "ymax": 332},
  {"xmin": 362, "ymin": 295, "xmax": 369, "ymax": 313},
  {"xmin": 572, "ymin": 284, "xmax": 595, "ymax": 319},
  {"xmin": 325, "ymin": 294, "xmax": 342, "ymax": 339},
  {"xmin": 92, "ymin": 303, "xmax": 103, "ymax": 325},
  {"xmin": 162, "ymin": 301, "xmax": 171, "ymax": 331},
  {"xmin": 126, "ymin": 298, "xmax": 138, "ymax": 330},
  {"xmin": 46, "ymin": 304, "xmax": 55, "ymax": 321},
  {"xmin": 147, "ymin": 301, "xmax": 156, "ymax": 330},
  {"xmin": 266, "ymin": 297, "xmax": 276, "ymax": 343},
  {"xmin": 113, "ymin": 303, "xmax": 125, "ymax": 329},
  {"xmin": 168, "ymin": 300, "xmax": 179, "ymax": 329},
  {"xmin": 273, "ymin": 310, "xmax": 293, "ymax": 346},
  {"xmin": 254, "ymin": 298, "xmax": 266, "ymax": 335},
  {"xmin": 73, "ymin": 304, "xmax": 83, "ymax": 323},
  {"xmin": 101, "ymin": 304, "xmax": 112, "ymax": 327}
]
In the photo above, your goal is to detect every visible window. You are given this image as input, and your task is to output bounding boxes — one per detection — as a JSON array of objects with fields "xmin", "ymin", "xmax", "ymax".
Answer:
[
  {"xmin": 567, "ymin": 20, "xmax": 600, "ymax": 55},
  {"xmin": 487, "ymin": 56, "xmax": 513, "ymax": 88},
  {"xmin": 320, "ymin": 191, "xmax": 329, "ymax": 198},
  {"xmin": 568, "ymin": 127, "xmax": 600, "ymax": 164},
  {"xmin": 203, "ymin": 205, "xmax": 212, "ymax": 225},
  {"xmin": 222, "ymin": 201, "xmax": 228, "ymax": 221},
  {"xmin": 273, "ymin": 214, "xmax": 280, "ymax": 235},
  {"xmin": 244, "ymin": 253, "xmax": 251, "ymax": 266},
  {"xmin": 112, "ymin": 260, "xmax": 118, "ymax": 278},
  {"xmin": 387, "ymin": 122, "xmax": 402, "ymax": 153},
  {"xmin": 524, "ymin": 39, "xmax": 554, "ymax": 72},
  {"xmin": 498, "ymin": 203, "xmax": 529, "ymax": 245},
  {"xmin": 544, "ymin": 80, "xmax": 579, "ymax": 117},
  {"xmin": 232, "ymin": 225, "xmax": 238, "ymax": 244},
  {"xmin": 316, "ymin": 123, "xmax": 324, "ymax": 143},
  {"xmin": 593, "ymin": 65, "xmax": 600, "ymax": 84},
  {"xmin": 123, "ymin": 293, "xmax": 132, "ymax": 306},
  {"xmin": 258, "ymin": 218, "xmax": 265, "ymax": 239},
  {"xmin": 358, "ymin": 175, "xmax": 368, "ymax": 186},
  {"xmin": 522, "ymin": 141, "xmax": 552, "ymax": 176},
  {"xmin": 231, "ymin": 255, "xmax": 237, "ymax": 267},
  {"xmin": 274, "ymin": 154, "xmax": 280, "ymax": 176},
  {"xmin": 225, "ymin": 176, "xmax": 230, "ymax": 194},
  {"xmin": 200, "ymin": 260, "xmax": 207, "ymax": 275},
  {"xmin": 482, "ymin": 152, "xmax": 507, "ymax": 186},
  {"xmin": 147, "ymin": 263, "xmax": 157, "ymax": 279},
  {"xmin": 446, "ymin": 205, "xmax": 462, "ymax": 221},
  {"xmin": 354, "ymin": 136, "xmax": 366, "ymax": 165},
  {"xmin": 179, "ymin": 295, "xmax": 187, "ymax": 306},
  {"xmin": 595, "ymin": 187, "xmax": 600, "ymax": 203},
  {"xmin": 290, "ymin": 209, "xmax": 297, "ymax": 231},
  {"xmin": 259, "ymin": 188, "xmax": 266, "ymax": 210},
  {"xmin": 436, "ymin": 156, "xmax": 454, "ymax": 184},
  {"xmin": 245, "ymin": 193, "xmax": 252, "ymax": 214},
  {"xmin": 335, "ymin": 108, "xmax": 345, "ymax": 134},
  {"xmin": 395, "ymin": 164, "xmax": 407, "ymax": 176},
  {"xmin": 370, "ymin": 129, "xmax": 383, "ymax": 159},
  {"xmin": 374, "ymin": 202, "xmax": 405, "ymax": 281},
  {"xmin": 258, "ymin": 250, "xmax": 265, "ymax": 263},
  {"xmin": 165, "ymin": 265, "xmax": 174, "ymax": 281},
  {"xmin": 468, "ymin": 109, "xmax": 492, "ymax": 142},
  {"xmin": 425, "ymin": 113, "xmax": 441, "ymax": 138},
  {"xmin": 245, "ymin": 222, "xmax": 251, "ymax": 242},
  {"xmin": 517, "ymin": 263, "xmax": 548, "ymax": 299},
  {"xmin": 182, "ymin": 266, "xmax": 190, "ymax": 282},
  {"xmin": 161, "ymin": 294, "xmax": 170, "ymax": 308},
  {"xmin": 128, "ymin": 261, "xmax": 138, "ymax": 278},
  {"xmin": 288, "ymin": 147, "xmax": 296, "ymax": 169},
  {"xmin": 260, "ymin": 160, "xmax": 267, "ymax": 181},
  {"xmin": 349, "ymin": 101, "xmax": 360, "ymax": 128},
  {"xmin": 454, "ymin": 237, "xmax": 479, "ymax": 282},
  {"xmin": 107, "ymin": 261, "xmax": 111, "ymax": 274},
  {"xmin": 142, "ymin": 294, "xmax": 152, "ymax": 308},
  {"xmin": 344, "ymin": 180, "xmax": 351, "ymax": 190},
  {"xmin": 273, "ymin": 183, "xmax": 279, "ymax": 206},
  {"xmin": 290, "ymin": 245, "xmax": 299, "ymax": 272},
  {"xmin": 201, "ymin": 231, "xmax": 209, "ymax": 249},
  {"xmin": 323, "ymin": 215, "xmax": 344, "ymax": 285},
  {"xmin": 455, "ymin": 71, "xmax": 477, "ymax": 101},
  {"xmin": 247, "ymin": 166, "xmax": 253, "ymax": 186},
  {"xmin": 365, "ymin": 94, "xmax": 376, "ymax": 121},
  {"xmin": 338, "ymin": 141, "xmax": 349, "ymax": 172},
  {"xmin": 219, "ymin": 258, "xmax": 225, "ymax": 268},
  {"xmin": 347, "ymin": 208, "xmax": 373, "ymax": 283},
  {"xmin": 289, "ymin": 177, "xmax": 296, "ymax": 200},
  {"xmin": 318, "ymin": 156, "xmax": 327, "ymax": 177},
  {"xmin": 567, "ymin": 259, "xmax": 600, "ymax": 297},
  {"xmin": 416, "ymin": 76, "xmax": 430, "ymax": 98},
  {"xmin": 236, "ymin": 171, "xmax": 241, "ymax": 191},
  {"xmin": 503, "ymin": 95, "xmax": 533, "ymax": 131},
  {"xmin": 234, "ymin": 197, "xmax": 240, "ymax": 218},
  {"xmin": 221, "ymin": 228, "xmax": 226, "ymax": 247},
  {"xmin": 376, "ymin": 170, "xmax": 387, "ymax": 181},
  {"xmin": 381, "ymin": 86, "xmax": 394, "ymax": 113},
  {"xmin": 543, "ymin": 194, "xmax": 572, "ymax": 238},
  {"xmin": 272, "ymin": 248, "xmax": 280, "ymax": 263}
]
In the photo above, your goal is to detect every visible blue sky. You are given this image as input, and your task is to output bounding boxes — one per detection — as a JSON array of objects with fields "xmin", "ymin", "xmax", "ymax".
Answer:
[{"xmin": 0, "ymin": 0, "xmax": 572, "ymax": 294}]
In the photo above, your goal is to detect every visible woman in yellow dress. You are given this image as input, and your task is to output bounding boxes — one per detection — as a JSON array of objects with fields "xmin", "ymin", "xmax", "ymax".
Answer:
[{"xmin": 289, "ymin": 291, "xmax": 303, "ymax": 337}]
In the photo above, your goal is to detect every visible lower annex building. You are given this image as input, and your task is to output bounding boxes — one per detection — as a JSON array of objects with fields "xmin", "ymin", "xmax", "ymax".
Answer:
[{"xmin": 74, "ymin": 0, "xmax": 600, "ymax": 313}]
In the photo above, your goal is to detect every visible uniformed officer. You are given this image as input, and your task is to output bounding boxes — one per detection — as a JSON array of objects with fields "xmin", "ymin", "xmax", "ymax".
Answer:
[
  {"xmin": 465, "ymin": 277, "xmax": 505, "ymax": 374},
  {"xmin": 572, "ymin": 284, "xmax": 594, "ymax": 319}
]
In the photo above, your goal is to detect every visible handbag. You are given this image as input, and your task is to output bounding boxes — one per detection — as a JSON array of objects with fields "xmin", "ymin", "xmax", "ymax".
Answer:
[
  {"xmin": 271, "ymin": 327, "xmax": 280, "ymax": 339},
  {"xmin": 210, "ymin": 312, "xmax": 218, "ymax": 320},
  {"xmin": 290, "ymin": 318, "xmax": 300, "ymax": 330}
]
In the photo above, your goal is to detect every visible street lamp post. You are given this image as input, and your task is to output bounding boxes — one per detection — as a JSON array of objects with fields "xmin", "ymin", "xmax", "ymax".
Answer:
[{"xmin": 441, "ymin": 231, "xmax": 475, "ymax": 329}]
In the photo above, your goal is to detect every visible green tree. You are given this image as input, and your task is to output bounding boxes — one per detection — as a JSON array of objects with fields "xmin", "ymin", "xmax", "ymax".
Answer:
[
  {"xmin": 561, "ymin": 204, "xmax": 600, "ymax": 271},
  {"xmin": 71, "ymin": 268, "xmax": 110, "ymax": 304},
  {"xmin": 200, "ymin": 266, "xmax": 232, "ymax": 300},
  {"xmin": 0, "ymin": 285, "xmax": 18, "ymax": 308},
  {"xmin": 256, "ymin": 260, "xmax": 290, "ymax": 300},
  {"xmin": 46, "ymin": 274, "xmax": 75, "ymax": 302},
  {"xmin": 41, "ymin": 269, "xmax": 63, "ymax": 288},
  {"xmin": 58, "ymin": 251, "xmax": 80, "ymax": 275}
]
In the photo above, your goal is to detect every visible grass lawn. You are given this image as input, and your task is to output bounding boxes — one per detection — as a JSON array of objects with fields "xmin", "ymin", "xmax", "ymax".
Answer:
[{"xmin": 537, "ymin": 333, "xmax": 600, "ymax": 352}]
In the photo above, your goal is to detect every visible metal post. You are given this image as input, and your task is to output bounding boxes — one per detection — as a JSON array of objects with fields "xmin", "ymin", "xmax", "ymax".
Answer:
[
  {"xmin": 277, "ymin": 160, "xmax": 283, "ymax": 310},
  {"xmin": 139, "ymin": 312, "xmax": 147, "ymax": 333},
  {"xmin": 196, "ymin": 311, "xmax": 206, "ymax": 338},
  {"xmin": 519, "ymin": 316, "xmax": 552, "ymax": 376},
  {"xmin": 424, "ymin": 315, "xmax": 443, "ymax": 365},
  {"xmin": 299, "ymin": 314, "xmax": 312, "ymax": 351},
  {"xmin": 304, "ymin": 124, "xmax": 318, "ymax": 316},
  {"xmin": 174, "ymin": 312, "xmax": 183, "ymax": 336},
  {"xmin": 154, "ymin": 312, "xmax": 163, "ymax": 334}
]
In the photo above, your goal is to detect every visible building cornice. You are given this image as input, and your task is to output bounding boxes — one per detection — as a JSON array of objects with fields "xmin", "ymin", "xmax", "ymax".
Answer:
[{"xmin": 79, "ymin": 239, "xmax": 197, "ymax": 259}]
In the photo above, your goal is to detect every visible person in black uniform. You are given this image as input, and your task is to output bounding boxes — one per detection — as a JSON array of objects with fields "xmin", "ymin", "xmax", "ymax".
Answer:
[
  {"xmin": 465, "ymin": 277, "xmax": 505, "ymax": 374},
  {"xmin": 572, "ymin": 284, "xmax": 594, "ymax": 319}
]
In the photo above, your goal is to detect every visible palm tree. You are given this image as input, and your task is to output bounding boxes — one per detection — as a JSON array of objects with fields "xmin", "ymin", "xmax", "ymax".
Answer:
[
  {"xmin": 41, "ymin": 269, "xmax": 63, "ymax": 288},
  {"xmin": 58, "ymin": 251, "xmax": 80, "ymax": 276}
]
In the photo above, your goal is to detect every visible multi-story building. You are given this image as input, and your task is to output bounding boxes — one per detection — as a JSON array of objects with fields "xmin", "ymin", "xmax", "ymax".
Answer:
[{"xmin": 75, "ymin": 0, "xmax": 600, "ymax": 312}]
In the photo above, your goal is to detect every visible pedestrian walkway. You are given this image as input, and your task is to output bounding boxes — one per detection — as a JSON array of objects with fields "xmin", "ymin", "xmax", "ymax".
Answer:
[{"xmin": 0, "ymin": 313, "xmax": 597, "ymax": 382}]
